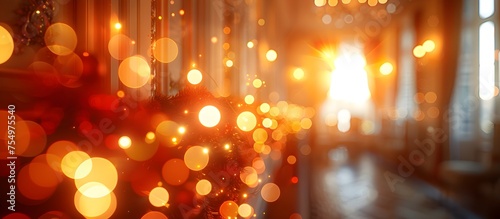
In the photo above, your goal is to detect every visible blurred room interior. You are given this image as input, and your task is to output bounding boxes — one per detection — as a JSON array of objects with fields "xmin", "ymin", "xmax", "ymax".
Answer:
[{"xmin": 0, "ymin": 0, "xmax": 499, "ymax": 218}]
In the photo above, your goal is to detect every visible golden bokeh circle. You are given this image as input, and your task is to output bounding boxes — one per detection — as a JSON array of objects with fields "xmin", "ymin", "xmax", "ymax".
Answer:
[
  {"xmin": 0, "ymin": 25, "xmax": 14, "ymax": 64},
  {"xmin": 219, "ymin": 201, "xmax": 239, "ymax": 218},
  {"xmin": 237, "ymin": 111, "xmax": 257, "ymax": 132},
  {"xmin": 153, "ymin": 37, "xmax": 178, "ymax": 63},
  {"xmin": 75, "ymin": 157, "xmax": 118, "ymax": 198},
  {"xmin": 195, "ymin": 179, "xmax": 212, "ymax": 196},
  {"xmin": 184, "ymin": 146, "xmax": 209, "ymax": 171},
  {"xmin": 118, "ymin": 55, "xmax": 151, "ymax": 88},
  {"xmin": 198, "ymin": 105, "xmax": 221, "ymax": 128},
  {"xmin": 148, "ymin": 187, "xmax": 169, "ymax": 207},
  {"xmin": 261, "ymin": 183, "xmax": 280, "ymax": 202},
  {"xmin": 44, "ymin": 23, "xmax": 78, "ymax": 56}
]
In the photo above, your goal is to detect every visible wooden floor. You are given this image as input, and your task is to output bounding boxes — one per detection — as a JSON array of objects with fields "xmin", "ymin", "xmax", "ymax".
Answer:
[{"xmin": 308, "ymin": 148, "xmax": 464, "ymax": 219}]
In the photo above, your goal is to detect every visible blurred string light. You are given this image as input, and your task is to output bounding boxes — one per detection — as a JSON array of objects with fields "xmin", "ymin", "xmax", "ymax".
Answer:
[
  {"xmin": 413, "ymin": 39, "xmax": 435, "ymax": 58},
  {"xmin": 118, "ymin": 136, "xmax": 132, "ymax": 149},
  {"xmin": 247, "ymin": 41, "xmax": 255, "ymax": 48},
  {"xmin": 423, "ymin": 40, "xmax": 435, "ymax": 52},
  {"xmin": 245, "ymin": 95, "xmax": 255, "ymax": 104},
  {"xmin": 187, "ymin": 69, "xmax": 203, "ymax": 85},
  {"xmin": 379, "ymin": 62, "xmax": 393, "ymax": 75},
  {"xmin": 198, "ymin": 105, "xmax": 221, "ymax": 127},
  {"xmin": 211, "ymin": 36, "xmax": 218, "ymax": 43},
  {"xmin": 114, "ymin": 22, "xmax": 122, "ymax": 30},
  {"xmin": 225, "ymin": 59, "xmax": 234, "ymax": 67},
  {"xmin": 293, "ymin": 68, "xmax": 305, "ymax": 80},
  {"xmin": 266, "ymin": 49, "xmax": 277, "ymax": 62},
  {"xmin": 258, "ymin": 18, "xmax": 265, "ymax": 26},
  {"xmin": 316, "ymin": 0, "xmax": 388, "ymax": 7},
  {"xmin": 253, "ymin": 78, "xmax": 263, "ymax": 88}
]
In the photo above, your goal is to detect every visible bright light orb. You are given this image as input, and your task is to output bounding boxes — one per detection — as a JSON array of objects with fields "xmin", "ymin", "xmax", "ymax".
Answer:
[
  {"xmin": 379, "ymin": 62, "xmax": 393, "ymax": 75},
  {"xmin": 187, "ymin": 69, "xmax": 203, "ymax": 85},
  {"xmin": 148, "ymin": 187, "xmax": 169, "ymax": 207},
  {"xmin": 423, "ymin": 40, "xmax": 436, "ymax": 52},
  {"xmin": 75, "ymin": 158, "xmax": 118, "ymax": 198},
  {"xmin": 74, "ymin": 190, "xmax": 116, "ymax": 218},
  {"xmin": 262, "ymin": 118, "xmax": 273, "ymax": 128},
  {"xmin": 198, "ymin": 105, "xmax": 221, "ymax": 127},
  {"xmin": 237, "ymin": 111, "xmax": 257, "ymax": 132},
  {"xmin": 118, "ymin": 136, "xmax": 132, "ymax": 149},
  {"xmin": 413, "ymin": 45, "xmax": 426, "ymax": 58},
  {"xmin": 0, "ymin": 25, "xmax": 14, "ymax": 64},
  {"xmin": 314, "ymin": 0, "xmax": 327, "ymax": 7},
  {"xmin": 184, "ymin": 146, "xmax": 209, "ymax": 171},
  {"xmin": 238, "ymin": 203, "xmax": 254, "ymax": 218},
  {"xmin": 252, "ymin": 79, "xmax": 263, "ymax": 88},
  {"xmin": 266, "ymin": 49, "xmax": 277, "ymax": 62},
  {"xmin": 247, "ymin": 41, "xmax": 254, "ymax": 48},
  {"xmin": 225, "ymin": 59, "xmax": 234, "ymax": 67},
  {"xmin": 260, "ymin": 103, "xmax": 271, "ymax": 113},
  {"xmin": 195, "ymin": 179, "xmax": 212, "ymax": 195},
  {"xmin": 244, "ymin": 95, "xmax": 255, "ymax": 104},
  {"xmin": 293, "ymin": 68, "xmax": 305, "ymax": 80},
  {"xmin": 145, "ymin": 131, "xmax": 156, "ymax": 144}
]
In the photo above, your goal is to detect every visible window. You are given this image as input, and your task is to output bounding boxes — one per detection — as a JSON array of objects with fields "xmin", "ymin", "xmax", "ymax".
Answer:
[{"xmin": 450, "ymin": 0, "xmax": 497, "ymax": 160}]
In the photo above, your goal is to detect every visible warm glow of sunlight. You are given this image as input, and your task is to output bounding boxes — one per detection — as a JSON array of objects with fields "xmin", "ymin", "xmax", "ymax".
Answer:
[{"xmin": 328, "ymin": 48, "xmax": 371, "ymax": 103}]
